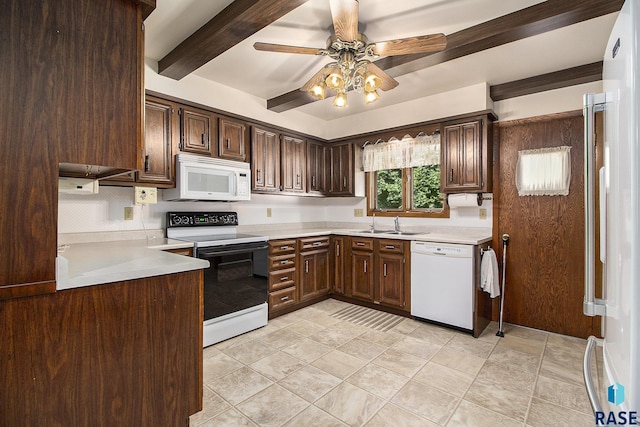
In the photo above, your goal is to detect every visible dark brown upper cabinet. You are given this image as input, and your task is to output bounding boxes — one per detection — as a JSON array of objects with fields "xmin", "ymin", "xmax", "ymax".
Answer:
[
  {"xmin": 139, "ymin": 96, "xmax": 176, "ymax": 186},
  {"xmin": 251, "ymin": 126, "xmax": 280, "ymax": 192},
  {"xmin": 441, "ymin": 114, "xmax": 494, "ymax": 193},
  {"xmin": 307, "ymin": 141, "xmax": 328, "ymax": 195},
  {"xmin": 281, "ymin": 134, "xmax": 306, "ymax": 193},
  {"xmin": 328, "ymin": 143, "xmax": 354, "ymax": 196},
  {"xmin": 218, "ymin": 118, "xmax": 246, "ymax": 161},
  {"xmin": 179, "ymin": 106, "xmax": 216, "ymax": 156}
]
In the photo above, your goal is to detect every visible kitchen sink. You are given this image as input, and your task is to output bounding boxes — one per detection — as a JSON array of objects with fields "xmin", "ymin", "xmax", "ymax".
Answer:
[
  {"xmin": 354, "ymin": 230, "xmax": 425, "ymax": 236},
  {"xmin": 387, "ymin": 231, "xmax": 424, "ymax": 236}
]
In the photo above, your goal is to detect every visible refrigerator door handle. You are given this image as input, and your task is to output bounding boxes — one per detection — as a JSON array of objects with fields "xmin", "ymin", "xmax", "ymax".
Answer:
[
  {"xmin": 583, "ymin": 336, "xmax": 604, "ymax": 414},
  {"xmin": 583, "ymin": 93, "xmax": 607, "ymax": 317}
]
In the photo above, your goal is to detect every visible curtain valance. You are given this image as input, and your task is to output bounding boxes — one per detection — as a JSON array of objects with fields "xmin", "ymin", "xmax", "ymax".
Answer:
[{"xmin": 362, "ymin": 132, "xmax": 440, "ymax": 172}]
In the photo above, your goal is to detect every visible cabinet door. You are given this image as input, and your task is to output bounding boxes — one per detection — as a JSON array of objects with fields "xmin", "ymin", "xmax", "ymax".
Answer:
[
  {"xmin": 329, "ymin": 143, "xmax": 353, "ymax": 195},
  {"xmin": 281, "ymin": 135, "xmax": 306, "ymax": 192},
  {"xmin": 180, "ymin": 107, "xmax": 215, "ymax": 156},
  {"xmin": 351, "ymin": 250, "xmax": 374, "ymax": 301},
  {"xmin": 219, "ymin": 118, "xmax": 246, "ymax": 161},
  {"xmin": 56, "ymin": 0, "xmax": 141, "ymax": 170},
  {"xmin": 299, "ymin": 249, "xmax": 329, "ymax": 302},
  {"xmin": 307, "ymin": 141, "xmax": 327, "ymax": 194},
  {"xmin": 139, "ymin": 97, "xmax": 175, "ymax": 185},
  {"xmin": 332, "ymin": 236, "xmax": 345, "ymax": 295},
  {"xmin": 251, "ymin": 127, "xmax": 280, "ymax": 192},
  {"xmin": 442, "ymin": 120, "xmax": 482, "ymax": 192},
  {"xmin": 377, "ymin": 253, "xmax": 405, "ymax": 309}
]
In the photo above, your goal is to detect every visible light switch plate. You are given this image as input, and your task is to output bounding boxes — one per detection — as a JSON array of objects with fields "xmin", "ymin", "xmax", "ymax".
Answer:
[
  {"xmin": 354, "ymin": 208, "xmax": 364, "ymax": 217},
  {"xmin": 266, "ymin": 208, "xmax": 272, "ymax": 217},
  {"xmin": 479, "ymin": 208, "xmax": 487, "ymax": 220},
  {"xmin": 134, "ymin": 186, "xmax": 157, "ymax": 205}
]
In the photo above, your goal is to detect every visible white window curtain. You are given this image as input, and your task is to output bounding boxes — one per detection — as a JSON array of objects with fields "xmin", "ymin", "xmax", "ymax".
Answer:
[
  {"xmin": 362, "ymin": 132, "xmax": 440, "ymax": 172},
  {"xmin": 516, "ymin": 146, "xmax": 572, "ymax": 196}
]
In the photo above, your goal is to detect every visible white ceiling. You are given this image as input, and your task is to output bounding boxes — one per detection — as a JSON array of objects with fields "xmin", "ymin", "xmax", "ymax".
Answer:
[{"xmin": 144, "ymin": 0, "xmax": 617, "ymax": 121}]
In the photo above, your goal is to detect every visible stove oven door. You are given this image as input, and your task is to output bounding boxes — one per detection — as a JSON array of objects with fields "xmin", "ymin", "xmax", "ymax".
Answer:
[{"xmin": 196, "ymin": 242, "xmax": 269, "ymax": 321}]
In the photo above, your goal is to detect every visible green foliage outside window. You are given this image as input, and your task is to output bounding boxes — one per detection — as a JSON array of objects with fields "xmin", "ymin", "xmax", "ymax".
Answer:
[
  {"xmin": 376, "ymin": 169, "xmax": 402, "ymax": 209},
  {"xmin": 375, "ymin": 165, "xmax": 443, "ymax": 211},
  {"xmin": 412, "ymin": 165, "xmax": 443, "ymax": 209}
]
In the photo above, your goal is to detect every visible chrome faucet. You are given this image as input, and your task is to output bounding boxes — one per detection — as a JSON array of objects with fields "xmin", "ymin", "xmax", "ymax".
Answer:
[
  {"xmin": 394, "ymin": 216, "xmax": 400, "ymax": 232},
  {"xmin": 370, "ymin": 213, "xmax": 376, "ymax": 232}
]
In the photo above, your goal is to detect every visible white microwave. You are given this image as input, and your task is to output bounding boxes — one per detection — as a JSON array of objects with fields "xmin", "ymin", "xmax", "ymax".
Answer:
[{"xmin": 164, "ymin": 154, "xmax": 251, "ymax": 202}]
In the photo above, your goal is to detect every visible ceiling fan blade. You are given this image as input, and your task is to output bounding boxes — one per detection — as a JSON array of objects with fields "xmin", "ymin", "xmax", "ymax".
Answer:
[
  {"xmin": 365, "ymin": 62, "xmax": 398, "ymax": 91},
  {"xmin": 253, "ymin": 42, "xmax": 324, "ymax": 55},
  {"xmin": 329, "ymin": 0, "xmax": 359, "ymax": 42},
  {"xmin": 300, "ymin": 64, "xmax": 340, "ymax": 92},
  {"xmin": 371, "ymin": 33, "xmax": 447, "ymax": 57}
]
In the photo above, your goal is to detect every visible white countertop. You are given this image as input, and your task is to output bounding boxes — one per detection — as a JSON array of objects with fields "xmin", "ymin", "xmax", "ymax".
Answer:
[
  {"xmin": 56, "ymin": 239, "xmax": 208, "ymax": 291},
  {"xmin": 249, "ymin": 226, "xmax": 492, "ymax": 245}
]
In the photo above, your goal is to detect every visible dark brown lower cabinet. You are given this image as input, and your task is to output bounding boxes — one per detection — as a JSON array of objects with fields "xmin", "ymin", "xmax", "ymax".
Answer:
[
  {"xmin": 350, "ymin": 251, "xmax": 375, "ymax": 302},
  {"xmin": 0, "ymin": 271, "xmax": 203, "ymax": 427},
  {"xmin": 298, "ymin": 236, "xmax": 330, "ymax": 302},
  {"xmin": 331, "ymin": 236, "xmax": 346, "ymax": 295}
]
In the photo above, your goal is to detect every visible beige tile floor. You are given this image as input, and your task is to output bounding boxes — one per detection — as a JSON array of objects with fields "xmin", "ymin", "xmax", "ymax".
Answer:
[{"xmin": 190, "ymin": 299, "xmax": 598, "ymax": 427}]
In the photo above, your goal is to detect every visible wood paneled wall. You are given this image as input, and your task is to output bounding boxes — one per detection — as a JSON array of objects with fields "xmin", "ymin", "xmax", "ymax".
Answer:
[{"xmin": 494, "ymin": 112, "xmax": 600, "ymax": 339}]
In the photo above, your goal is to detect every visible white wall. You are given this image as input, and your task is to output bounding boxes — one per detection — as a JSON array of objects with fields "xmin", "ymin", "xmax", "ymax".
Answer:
[
  {"xmin": 58, "ymin": 186, "xmax": 492, "ymax": 233},
  {"xmin": 493, "ymin": 81, "xmax": 602, "ymax": 122}
]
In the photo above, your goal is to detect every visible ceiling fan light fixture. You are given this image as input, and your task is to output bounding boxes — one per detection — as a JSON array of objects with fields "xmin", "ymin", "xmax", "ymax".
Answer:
[
  {"xmin": 325, "ymin": 72, "xmax": 345, "ymax": 90},
  {"xmin": 309, "ymin": 80, "xmax": 326, "ymax": 99},
  {"xmin": 364, "ymin": 73, "xmax": 381, "ymax": 92},
  {"xmin": 333, "ymin": 90, "xmax": 348, "ymax": 108},
  {"xmin": 364, "ymin": 89, "xmax": 379, "ymax": 104}
]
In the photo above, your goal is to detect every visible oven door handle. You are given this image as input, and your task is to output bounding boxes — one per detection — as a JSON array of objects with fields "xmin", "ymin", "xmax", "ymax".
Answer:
[{"xmin": 198, "ymin": 244, "xmax": 268, "ymax": 257}]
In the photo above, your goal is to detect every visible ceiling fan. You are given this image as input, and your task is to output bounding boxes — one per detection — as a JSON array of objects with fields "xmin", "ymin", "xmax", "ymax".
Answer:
[{"xmin": 254, "ymin": 0, "xmax": 447, "ymax": 108}]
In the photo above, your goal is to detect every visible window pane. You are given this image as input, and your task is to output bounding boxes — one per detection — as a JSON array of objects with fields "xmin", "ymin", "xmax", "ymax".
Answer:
[
  {"xmin": 412, "ymin": 165, "xmax": 444, "ymax": 209},
  {"xmin": 376, "ymin": 169, "xmax": 402, "ymax": 210}
]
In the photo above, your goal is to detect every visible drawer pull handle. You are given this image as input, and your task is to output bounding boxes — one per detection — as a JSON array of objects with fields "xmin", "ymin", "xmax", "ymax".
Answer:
[
  {"xmin": 280, "ymin": 260, "xmax": 289, "ymax": 264},
  {"xmin": 364, "ymin": 259, "xmax": 368, "ymax": 273},
  {"xmin": 280, "ymin": 246, "xmax": 289, "ymax": 250},
  {"xmin": 226, "ymin": 138, "xmax": 230, "ymax": 149},
  {"xmin": 280, "ymin": 276, "xmax": 288, "ymax": 281},
  {"xmin": 305, "ymin": 260, "xmax": 309, "ymax": 273},
  {"xmin": 385, "ymin": 245, "xmax": 395, "ymax": 249},
  {"xmin": 356, "ymin": 242, "xmax": 365, "ymax": 246},
  {"xmin": 312, "ymin": 241, "xmax": 322, "ymax": 246},
  {"xmin": 383, "ymin": 263, "xmax": 387, "ymax": 277},
  {"xmin": 280, "ymin": 296, "xmax": 289, "ymax": 301},
  {"xmin": 336, "ymin": 243, "xmax": 340, "ymax": 257}
]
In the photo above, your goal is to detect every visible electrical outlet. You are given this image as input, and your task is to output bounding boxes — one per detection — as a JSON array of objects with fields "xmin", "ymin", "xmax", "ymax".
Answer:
[
  {"xmin": 479, "ymin": 208, "xmax": 487, "ymax": 220},
  {"xmin": 354, "ymin": 208, "xmax": 364, "ymax": 217},
  {"xmin": 266, "ymin": 208, "xmax": 272, "ymax": 218},
  {"xmin": 134, "ymin": 186, "xmax": 157, "ymax": 205},
  {"xmin": 124, "ymin": 206, "xmax": 134, "ymax": 221}
]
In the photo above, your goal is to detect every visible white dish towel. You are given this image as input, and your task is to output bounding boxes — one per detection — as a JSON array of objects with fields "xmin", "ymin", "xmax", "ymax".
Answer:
[{"xmin": 480, "ymin": 248, "xmax": 500, "ymax": 298}]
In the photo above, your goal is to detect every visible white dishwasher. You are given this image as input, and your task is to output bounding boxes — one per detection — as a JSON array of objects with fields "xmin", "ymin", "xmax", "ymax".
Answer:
[{"xmin": 411, "ymin": 241, "xmax": 474, "ymax": 330}]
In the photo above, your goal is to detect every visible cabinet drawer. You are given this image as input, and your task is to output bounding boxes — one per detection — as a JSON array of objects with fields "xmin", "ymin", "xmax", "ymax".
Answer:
[
  {"xmin": 269, "ymin": 267, "xmax": 295, "ymax": 291},
  {"xmin": 376, "ymin": 239, "xmax": 405, "ymax": 254},
  {"xmin": 299, "ymin": 236, "xmax": 330, "ymax": 251},
  {"xmin": 269, "ymin": 254, "xmax": 296, "ymax": 270},
  {"xmin": 351, "ymin": 237, "xmax": 373, "ymax": 251},
  {"xmin": 269, "ymin": 239, "xmax": 297, "ymax": 255},
  {"xmin": 269, "ymin": 287, "xmax": 297, "ymax": 311}
]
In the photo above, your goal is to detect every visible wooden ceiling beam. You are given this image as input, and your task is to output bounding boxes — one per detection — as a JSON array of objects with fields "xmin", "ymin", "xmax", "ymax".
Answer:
[
  {"xmin": 158, "ymin": 0, "xmax": 309, "ymax": 80},
  {"xmin": 490, "ymin": 61, "xmax": 603, "ymax": 101},
  {"xmin": 267, "ymin": 0, "xmax": 622, "ymax": 113}
]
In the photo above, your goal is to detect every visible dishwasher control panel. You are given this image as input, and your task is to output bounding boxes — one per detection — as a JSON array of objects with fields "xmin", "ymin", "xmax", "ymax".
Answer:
[{"xmin": 411, "ymin": 241, "xmax": 473, "ymax": 257}]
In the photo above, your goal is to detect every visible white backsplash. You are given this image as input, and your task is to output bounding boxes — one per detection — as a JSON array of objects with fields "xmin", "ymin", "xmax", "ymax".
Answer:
[{"xmin": 58, "ymin": 186, "xmax": 492, "ymax": 234}]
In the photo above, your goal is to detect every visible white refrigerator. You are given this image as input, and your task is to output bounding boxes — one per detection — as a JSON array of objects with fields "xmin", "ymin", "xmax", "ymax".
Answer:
[{"xmin": 583, "ymin": 0, "xmax": 640, "ymax": 416}]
